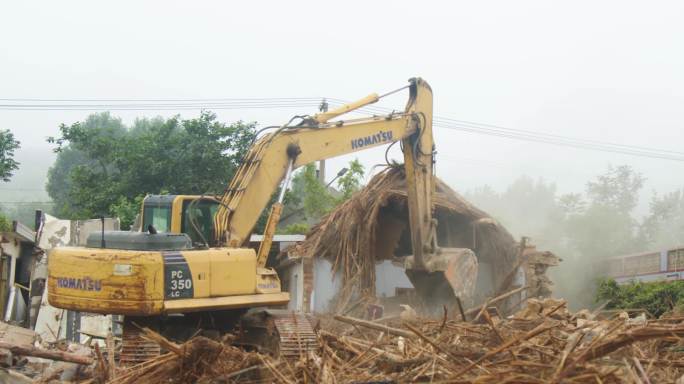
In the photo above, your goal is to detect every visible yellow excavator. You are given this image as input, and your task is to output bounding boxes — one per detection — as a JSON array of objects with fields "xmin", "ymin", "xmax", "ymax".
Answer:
[{"xmin": 47, "ymin": 78, "xmax": 474, "ymax": 362}]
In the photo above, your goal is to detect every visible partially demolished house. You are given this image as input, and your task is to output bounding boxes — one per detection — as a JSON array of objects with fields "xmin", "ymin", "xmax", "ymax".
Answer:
[
  {"xmin": 276, "ymin": 166, "xmax": 559, "ymax": 315},
  {"xmin": 0, "ymin": 220, "xmax": 39, "ymax": 326},
  {"xmin": 0, "ymin": 213, "xmax": 119, "ymax": 344}
]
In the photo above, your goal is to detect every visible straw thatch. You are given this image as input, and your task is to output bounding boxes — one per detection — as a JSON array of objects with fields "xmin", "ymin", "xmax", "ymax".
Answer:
[{"xmin": 296, "ymin": 166, "xmax": 520, "ymax": 311}]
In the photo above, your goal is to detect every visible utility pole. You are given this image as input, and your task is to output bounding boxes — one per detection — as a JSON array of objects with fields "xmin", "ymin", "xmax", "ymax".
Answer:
[{"xmin": 318, "ymin": 99, "xmax": 329, "ymax": 185}]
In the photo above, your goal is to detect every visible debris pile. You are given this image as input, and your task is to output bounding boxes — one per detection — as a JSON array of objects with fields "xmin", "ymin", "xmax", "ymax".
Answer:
[
  {"xmin": 99, "ymin": 330, "xmax": 261, "ymax": 384},
  {"xmin": 295, "ymin": 166, "xmax": 523, "ymax": 312},
  {"xmin": 4, "ymin": 298, "xmax": 675, "ymax": 383},
  {"xmin": 0, "ymin": 322, "xmax": 95, "ymax": 383}
]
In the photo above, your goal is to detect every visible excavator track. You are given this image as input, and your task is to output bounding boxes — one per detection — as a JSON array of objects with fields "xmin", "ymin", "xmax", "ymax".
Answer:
[
  {"xmin": 118, "ymin": 311, "xmax": 317, "ymax": 365},
  {"xmin": 238, "ymin": 309, "xmax": 318, "ymax": 359},
  {"xmin": 119, "ymin": 318, "xmax": 161, "ymax": 366},
  {"xmin": 272, "ymin": 312, "xmax": 317, "ymax": 359}
]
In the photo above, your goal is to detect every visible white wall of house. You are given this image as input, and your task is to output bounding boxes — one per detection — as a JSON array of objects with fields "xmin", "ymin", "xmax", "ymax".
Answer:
[
  {"xmin": 312, "ymin": 258, "xmax": 341, "ymax": 313},
  {"xmin": 310, "ymin": 259, "xmax": 413, "ymax": 312},
  {"xmin": 285, "ymin": 261, "xmax": 304, "ymax": 311},
  {"xmin": 375, "ymin": 260, "xmax": 413, "ymax": 298},
  {"xmin": 291, "ymin": 257, "xmax": 502, "ymax": 314}
]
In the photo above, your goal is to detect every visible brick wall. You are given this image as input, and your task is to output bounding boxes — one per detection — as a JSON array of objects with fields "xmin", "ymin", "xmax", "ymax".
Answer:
[{"xmin": 302, "ymin": 256, "xmax": 314, "ymax": 313}]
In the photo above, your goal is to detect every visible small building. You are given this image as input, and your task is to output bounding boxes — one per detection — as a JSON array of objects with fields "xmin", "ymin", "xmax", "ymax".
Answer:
[
  {"xmin": 274, "ymin": 167, "xmax": 559, "ymax": 316},
  {"xmin": 0, "ymin": 220, "xmax": 38, "ymax": 326},
  {"xmin": 599, "ymin": 245, "xmax": 684, "ymax": 284}
]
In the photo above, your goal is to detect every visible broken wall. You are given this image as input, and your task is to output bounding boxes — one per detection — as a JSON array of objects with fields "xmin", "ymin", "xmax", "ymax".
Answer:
[{"xmin": 297, "ymin": 166, "xmax": 521, "ymax": 313}]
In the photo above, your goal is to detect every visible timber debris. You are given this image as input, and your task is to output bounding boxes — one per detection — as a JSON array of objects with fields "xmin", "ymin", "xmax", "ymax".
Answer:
[{"xmin": 8, "ymin": 298, "xmax": 684, "ymax": 383}]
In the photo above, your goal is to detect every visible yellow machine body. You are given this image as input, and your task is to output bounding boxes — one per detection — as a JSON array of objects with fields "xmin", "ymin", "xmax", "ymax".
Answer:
[{"xmin": 48, "ymin": 246, "xmax": 287, "ymax": 316}]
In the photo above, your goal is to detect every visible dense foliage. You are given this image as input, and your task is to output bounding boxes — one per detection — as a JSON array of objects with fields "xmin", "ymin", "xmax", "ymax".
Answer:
[
  {"xmin": 336, "ymin": 159, "xmax": 365, "ymax": 201},
  {"xmin": 641, "ymin": 190, "xmax": 684, "ymax": 250},
  {"xmin": 0, "ymin": 213, "xmax": 11, "ymax": 232},
  {"xmin": 280, "ymin": 159, "xmax": 365, "ymax": 233},
  {"xmin": 46, "ymin": 111, "xmax": 365, "ymax": 233},
  {"xmin": 47, "ymin": 112, "xmax": 256, "ymax": 228},
  {"xmin": 596, "ymin": 278, "xmax": 684, "ymax": 317}
]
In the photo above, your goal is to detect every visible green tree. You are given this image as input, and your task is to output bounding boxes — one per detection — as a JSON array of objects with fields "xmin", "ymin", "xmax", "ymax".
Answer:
[
  {"xmin": 557, "ymin": 193, "xmax": 585, "ymax": 215},
  {"xmin": 109, "ymin": 195, "xmax": 144, "ymax": 230},
  {"xmin": 46, "ymin": 112, "xmax": 256, "ymax": 223},
  {"xmin": 465, "ymin": 176, "xmax": 561, "ymax": 245},
  {"xmin": 0, "ymin": 130, "xmax": 22, "ymax": 230},
  {"xmin": 335, "ymin": 159, "xmax": 364, "ymax": 201},
  {"xmin": 0, "ymin": 129, "xmax": 20, "ymax": 182},
  {"xmin": 0, "ymin": 213, "xmax": 11, "ymax": 232},
  {"xmin": 565, "ymin": 165, "xmax": 644, "ymax": 258},
  {"xmin": 640, "ymin": 189, "xmax": 684, "ymax": 249},
  {"xmin": 280, "ymin": 159, "xmax": 366, "ymax": 232},
  {"xmin": 586, "ymin": 165, "xmax": 644, "ymax": 214},
  {"xmin": 281, "ymin": 222, "xmax": 310, "ymax": 235},
  {"xmin": 464, "ymin": 165, "xmax": 646, "ymax": 309},
  {"xmin": 300, "ymin": 163, "xmax": 336, "ymax": 219},
  {"xmin": 547, "ymin": 166, "xmax": 643, "ymax": 308},
  {"xmin": 47, "ymin": 113, "xmax": 126, "ymax": 218},
  {"xmin": 46, "ymin": 147, "xmax": 88, "ymax": 217}
]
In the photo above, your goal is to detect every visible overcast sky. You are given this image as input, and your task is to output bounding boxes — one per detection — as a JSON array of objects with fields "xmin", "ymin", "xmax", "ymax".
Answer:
[{"xmin": 1, "ymin": 1, "xmax": 683, "ymax": 211}]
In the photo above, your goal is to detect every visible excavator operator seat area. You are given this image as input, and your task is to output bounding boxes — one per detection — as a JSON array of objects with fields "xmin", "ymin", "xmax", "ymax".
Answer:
[
  {"xmin": 142, "ymin": 195, "xmax": 220, "ymax": 245},
  {"xmin": 180, "ymin": 199, "xmax": 219, "ymax": 245}
]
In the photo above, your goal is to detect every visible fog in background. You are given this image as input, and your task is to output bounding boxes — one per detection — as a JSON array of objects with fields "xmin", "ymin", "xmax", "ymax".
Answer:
[{"xmin": 1, "ymin": 1, "xmax": 683, "ymax": 304}]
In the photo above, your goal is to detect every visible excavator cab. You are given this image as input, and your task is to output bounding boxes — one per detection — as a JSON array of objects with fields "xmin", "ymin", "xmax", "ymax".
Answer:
[{"xmin": 140, "ymin": 195, "xmax": 220, "ymax": 246}]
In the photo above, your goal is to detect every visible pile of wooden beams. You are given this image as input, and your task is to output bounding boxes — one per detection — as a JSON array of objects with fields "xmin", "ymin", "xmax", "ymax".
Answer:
[{"xmin": 78, "ymin": 298, "xmax": 684, "ymax": 383}]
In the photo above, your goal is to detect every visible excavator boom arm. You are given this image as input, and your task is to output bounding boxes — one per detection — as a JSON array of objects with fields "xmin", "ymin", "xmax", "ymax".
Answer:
[{"xmin": 214, "ymin": 78, "xmax": 434, "ymax": 270}]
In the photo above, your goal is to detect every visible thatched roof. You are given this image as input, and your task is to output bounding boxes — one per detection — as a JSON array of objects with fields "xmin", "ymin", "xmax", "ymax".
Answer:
[{"xmin": 295, "ymin": 166, "xmax": 520, "ymax": 310}]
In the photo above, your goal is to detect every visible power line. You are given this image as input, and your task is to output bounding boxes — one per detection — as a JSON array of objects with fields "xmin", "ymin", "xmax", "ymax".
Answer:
[
  {"xmin": 432, "ymin": 122, "xmax": 684, "ymax": 162},
  {"xmin": 0, "ymin": 103, "xmax": 322, "ymax": 111},
  {"xmin": 434, "ymin": 116, "xmax": 684, "ymax": 156},
  {"xmin": 326, "ymin": 99, "xmax": 684, "ymax": 162},
  {"xmin": 0, "ymin": 101, "xmax": 321, "ymax": 108},
  {"xmin": 0, "ymin": 97, "xmax": 322, "ymax": 102},
  {"xmin": 2, "ymin": 94, "xmax": 682, "ymax": 161},
  {"xmin": 0, "ymin": 105, "xmax": 321, "ymax": 111},
  {"xmin": 0, "ymin": 97, "xmax": 323, "ymax": 111}
]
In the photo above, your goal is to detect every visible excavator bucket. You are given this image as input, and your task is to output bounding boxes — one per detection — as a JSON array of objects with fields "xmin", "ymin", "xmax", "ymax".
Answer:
[{"xmin": 404, "ymin": 248, "xmax": 479, "ymax": 309}]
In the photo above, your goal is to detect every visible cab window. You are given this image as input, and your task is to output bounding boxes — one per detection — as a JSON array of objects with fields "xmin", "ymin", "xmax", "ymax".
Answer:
[
  {"xmin": 181, "ymin": 200, "xmax": 219, "ymax": 244},
  {"xmin": 143, "ymin": 205, "xmax": 172, "ymax": 233}
]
